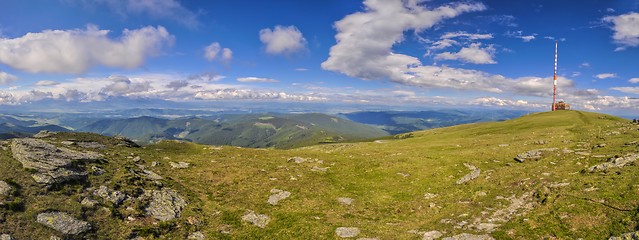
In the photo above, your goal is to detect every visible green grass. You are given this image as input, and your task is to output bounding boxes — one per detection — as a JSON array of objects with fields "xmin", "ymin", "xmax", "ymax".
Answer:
[{"xmin": 1, "ymin": 111, "xmax": 639, "ymax": 239}]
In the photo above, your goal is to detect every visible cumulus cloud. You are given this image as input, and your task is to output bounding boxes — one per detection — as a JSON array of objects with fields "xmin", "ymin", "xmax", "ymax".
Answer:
[
  {"xmin": 0, "ymin": 71, "xmax": 17, "ymax": 85},
  {"xmin": 194, "ymin": 89, "xmax": 325, "ymax": 101},
  {"xmin": 236, "ymin": 77, "xmax": 279, "ymax": 83},
  {"xmin": 595, "ymin": 73, "xmax": 616, "ymax": 79},
  {"xmin": 322, "ymin": 0, "xmax": 486, "ymax": 81},
  {"xmin": 204, "ymin": 42, "xmax": 232, "ymax": 62},
  {"xmin": 0, "ymin": 25, "xmax": 174, "ymax": 74},
  {"xmin": 81, "ymin": 0, "xmax": 200, "ymax": 28},
  {"xmin": 441, "ymin": 31, "xmax": 493, "ymax": 40},
  {"xmin": 35, "ymin": 80, "xmax": 59, "ymax": 86},
  {"xmin": 610, "ymin": 87, "xmax": 639, "ymax": 94},
  {"xmin": 166, "ymin": 80, "xmax": 189, "ymax": 90},
  {"xmin": 469, "ymin": 97, "xmax": 544, "ymax": 108},
  {"xmin": 505, "ymin": 30, "xmax": 536, "ymax": 42},
  {"xmin": 629, "ymin": 78, "xmax": 639, "ymax": 83},
  {"xmin": 603, "ymin": 12, "xmax": 639, "ymax": 50},
  {"xmin": 101, "ymin": 75, "xmax": 151, "ymax": 96},
  {"xmin": 259, "ymin": 25, "xmax": 307, "ymax": 55},
  {"xmin": 188, "ymin": 72, "xmax": 225, "ymax": 81},
  {"xmin": 435, "ymin": 43, "xmax": 497, "ymax": 64}
]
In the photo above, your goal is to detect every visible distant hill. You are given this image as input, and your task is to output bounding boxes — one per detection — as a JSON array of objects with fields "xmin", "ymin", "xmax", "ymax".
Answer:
[
  {"xmin": 340, "ymin": 109, "xmax": 529, "ymax": 134},
  {"xmin": 79, "ymin": 113, "xmax": 389, "ymax": 148},
  {"xmin": 0, "ymin": 115, "xmax": 70, "ymax": 139}
]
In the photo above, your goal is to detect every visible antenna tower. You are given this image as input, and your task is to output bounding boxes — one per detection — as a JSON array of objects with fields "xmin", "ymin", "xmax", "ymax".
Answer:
[{"xmin": 552, "ymin": 41, "xmax": 558, "ymax": 111}]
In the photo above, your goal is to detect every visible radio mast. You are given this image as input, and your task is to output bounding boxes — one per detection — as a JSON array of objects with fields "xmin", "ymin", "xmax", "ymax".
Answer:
[{"xmin": 552, "ymin": 41, "xmax": 558, "ymax": 111}]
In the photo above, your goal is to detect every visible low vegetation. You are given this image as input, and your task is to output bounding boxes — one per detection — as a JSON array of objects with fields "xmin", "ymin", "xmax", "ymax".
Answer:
[{"xmin": 1, "ymin": 110, "xmax": 638, "ymax": 239}]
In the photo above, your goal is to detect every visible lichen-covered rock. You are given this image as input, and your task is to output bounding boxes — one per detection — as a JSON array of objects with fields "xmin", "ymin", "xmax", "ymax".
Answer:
[
  {"xmin": 422, "ymin": 231, "xmax": 443, "ymax": 240},
  {"xmin": 267, "ymin": 189, "xmax": 291, "ymax": 205},
  {"xmin": 170, "ymin": 162, "xmax": 190, "ymax": 169},
  {"xmin": 514, "ymin": 148, "xmax": 558, "ymax": 162},
  {"xmin": 442, "ymin": 233, "xmax": 494, "ymax": 240},
  {"xmin": 140, "ymin": 170, "xmax": 164, "ymax": 180},
  {"xmin": 287, "ymin": 156, "xmax": 307, "ymax": 163},
  {"xmin": 609, "ymin": 231, "xmax": 639, "ymax": 240},
  {"xmin": 588, "ymin": 154, "xmax": 639, "ymax": 172},
  {"xmin": 93, "ymin": 186, "xmax": 127, "ymax": 205},
  {"xmin": 10, "ymin": 138, "xmax": 102, "ymax": 187},
  {"xmin": 456, "ymin": 163, "xmax": 480, "ymax": 184},
  {"xmin": 145, "ymin": 188, "xmax": 187, "ymax": 221},
  {"xmin": 36, "ymin": 212, "xmax": 91, "ymax": 235},
  {"xmin": 81, "ymin": 197, "xmax": 99, "ymax": 207},
  {"xmin": 335, "ymin": 227, "xmax": 360, "ymax": 238},
  {"xmin": 0, "ymin": 181, "xmax": 12, "ymax": 197},
  {"xmin": 242, "ymin": 210, "xmax": 270, "ymax": 228},
  {"xmin": 338, "ymin": 197, "xmax": 354, "ymax": 205},
  {"xmin": 0, "ymin": 234, "xmax": 13, "ymax": 240},
  {"xmin": 188, "ymin": 231, "xmax": 206, "ymax": 240}
]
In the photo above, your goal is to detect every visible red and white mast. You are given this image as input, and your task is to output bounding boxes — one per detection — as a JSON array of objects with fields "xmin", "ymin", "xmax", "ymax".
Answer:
[{"xmin": 552, "ymin": 41, "xmax": 558, "ymax": 111}]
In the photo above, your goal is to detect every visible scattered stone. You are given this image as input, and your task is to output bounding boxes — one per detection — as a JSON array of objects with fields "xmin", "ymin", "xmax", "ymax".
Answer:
[
  {"xmin": 50, "ymin": 236, "xmax": 62, "ymax": 240},
  {"xmin": 336, "ymin": 227, "xmax": 360, "ymax": 238},
  {"xmin": 144, "ymin": 188, "xmax": 187, "ymax": 221},
  {"xmin": 91, "ymin": 166, "xmax": 105, "ymax": 176},
  {"xmin": 33, "ymin": 130, "xmax": 53, "ymax": 138},
  {"xmin": 80, "ymin": 197, "xmax": 98, "ymax": 207},
  {"xmin": 151, "ymin": 161, "xmax": 159, "ymax": 167},
  {"xmin": 474, "ymin": 223, "xmax": 500, "ymax": 232},
  {"xmin": 268, "ymin": 189, "xmax": 291, "ymax": 205},
  {"xmin": 169, "ymin": 162, "xmax": 190, "ymax": 169},
  {"xmin": 311, "ymin": 166, "xmax": 329, "ymax": 172},
  {"xmin": 288, "ymin": 157, "xmax": 307, "ymax": 163},
  {"xmin": 498, "ymin": 144, "xmax": 509, "ymax": 147},
  {"xmin": 423, "ymin": 193, "xmax": 438, "ymax": 199},
  {"xmin": 76, "ymin": 142, "xmax": 105, "ymax": 149},
  {"xmin": 584, "ymin": 186, "xmax": 598, "ymax": 192},
  {"xmin": 594, "ymin": 143, "xmax": 607, "ymax": 148},
  {"xmin": 0, "ymin": 181, "xmax": 12, "ymax": 197},
  {"xmin": 60, "ymin": 141, "xmax": 75, "ymax": 146},
  {"xmin": 140, "ymin": 170, "xmax": 164, "ymax": 180},
  {"xmin": 588, "ymin": 154, "xmax": 639, "ymax": 172},
  {"xmin": 242, "ymin": 210, "xmax": 270, "ymax": 228},
  {"xmin": 93, "ymin": 186, "xmax": 127, "ymax": 205},
  {"xmin": 397, "ymin": 172, "xmax": 410, "ymax": 177},
  {"xmin": 562, "ymin": 149, "xmax": 574, "ymax": 154},
  {"xmin": 0, "ymin": 234, "xmax": 13, "ymax": 240},
  {"xmin": 218, "ymin": 224, "xmax": 233, "ymax": 234},
  {"xmin": 187, "ymin": 231, "xmax": 205, "ymax": 240},
  {"xmin": 442, "ymin": 233, "xmax": 494, "ymax": 240},
  {"xmin": 609, "ymin": 230, "xmax": 639, "ymax": 240},
  {"xmin": 533, "ymin": 140, "xmax": 548, "ymax": 145},
  {"xmin": 456, "ymin": 163, "xmax": 480, "ymax": 184},
  {"xmin": 338, "ymin": 197, "xmax": 355, "ymax": 205},
  {"xmin": 575, "ymin": 152, "xmax": 591, "ymax": 156},
  {"xmin": 549, "ymin": 182, "xmax": 570, "ymax": 188},
  {"xmin": 114, "ymin": 136, "xmax": 139, "ymax": 147},
  {"xmin": 423, "ymin": 230, "xmax": 443, "ymax": 240},
  {"xmin": 132, "ymin": 156, "xmax": 141, "ymax": 163},
  {"xmin": 10, "ymin": 138, "xmax": 102, "ymax": 187},
  {"xmin": 37, "ymin": 212, "xmax": 91, "ymax": 235},
  {"xmin": 514, "ymin": 148, "xmax": 557, "ymax": 162}
]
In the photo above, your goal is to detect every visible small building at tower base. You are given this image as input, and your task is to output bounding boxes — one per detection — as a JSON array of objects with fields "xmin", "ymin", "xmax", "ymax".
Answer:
[{"xmin": 553, "ymin": 101, "xmax": 570, "ymax": 110}]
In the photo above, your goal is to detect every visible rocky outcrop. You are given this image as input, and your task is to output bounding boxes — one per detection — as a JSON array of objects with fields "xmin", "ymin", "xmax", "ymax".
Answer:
[
  {"xmin": 422, "ymin": 231, "xmax": 443, "ymax": 240},
  {"xmin": 267, "ymin": 189, "xmax": 291, "ymax": 205},
  {"xmin": 609, "ymin": 231, "xmax": 639, "ymax": 240},
  {"xmin": 144, "ymin": 188, "xmax": 187, "ymax": 221},
  {"xmin": 514, "ymin": 148, "xmax": 558, "ymax": 162},
  {"xmin": 170, "ymin": 162, "xmax": 190, "ymax": 169},
  {"xmin": 10, "ymin": 138, "xmax": 102, "ymax": 187},
  {"xmin": 456, "ymin": 163, "xmax": 480, "ymax": 184},
  {"xmin": 242, "ymin": 210, "xmax": 270, "ymax": 228},
  {"xmin": 0, "ymin": 234, "xmax": 13, "ymax": 240},
  {"xmin": 0, "ymin": 181, "xmax": 11, "ymax": 197},
  {"xmin": 588, "ymin": 154, "xmax": 639, "ymax": 172},
  {"xmin": 442, "ymin": 233, "xmax": 494, "ymax": 240},
  {"xmin": 36, "ymin": 212, "xmax": 91, "ymax": 235},
  {"xmin": 335, "ymin": 227, "xmax": 360, "ymax": 238},
  {"xmin": 93, "ymin": 186, "xmax": 127, "ymax": 205}
]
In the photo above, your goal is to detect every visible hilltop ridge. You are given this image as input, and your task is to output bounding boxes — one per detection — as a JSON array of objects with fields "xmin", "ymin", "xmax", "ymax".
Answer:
[{"xmin": 1, "ymin": 111, "xmax": 639, "ymax": 239}]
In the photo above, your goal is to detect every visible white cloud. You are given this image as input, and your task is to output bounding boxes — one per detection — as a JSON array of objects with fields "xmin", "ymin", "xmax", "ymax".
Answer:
[
  {"xmin": 440, "ymin": 31, "xmax": 493, "ymax": 40},
  {"xmin": 603, "ymin": 12, "xmax": 639, "ymax": 50},
  {"xmin": 188, "ymin": 72, "xmax": 225, "ymax": 82},
  {"xmin": 0, "ymin": 25, "xmax": 174, "ymax": 74},
  {"xmin": 236, "ymin": 77, "xmax": 279, "ymax": 83},
  {"xmin": 629, "ymin": 78, "xmax": 639, "ymax": 83},
  {"xmin": 430, "ymin": 39, "xmax": 458, "ymax": 50},
  {"xmin": 35, "ymin": 80, "xmax": 59, "ymax": 86},
  {"xmin": 580, "ymin": 62, "xmax": 590, "ymax": 68},
  {"xmin": 505, "ymin": 31, "xmax": 536, "ymax": 42},
  {"xmin": 0, "ymin": 71, "xmax": 17, "ymax": 85},
  {"xmin": 259, "ymin": 25, "xmax": 307, "ymax": 55},
  {"xmin": 322, "ymin": 0, "xmax": 486, "ymax": 80},
  {"xmin": 571, "ymin": 72, "xmax": 581, "ymax": 77},
  {"xmin": 469, "ymin": 97, "xmax": 544, "ymax": 108},
  {"xmin": 194, "ymin": 89, "xmax": 325, "ymax": 101},
  {"xmin": 581, "ymin": 96, "xmax": 636, "ymax": 110},
  {"xmin": 295, "ymin": 68, "xmax": 308, "ymax": 71},
  {"xmin": 84, "ymin": 0, "xmax": 199, "ymax": 28},
  {"xmin": 435, "ymin": 43, "xmax": 496, "ymax": 64},
  {"xmin": 204, "ymin": 42, "xmax": 232, "ymax": 62},
  {"xmin": 595, "ymin": 73, "xmax": 616, "ymax": 79},
  {"xmin": 610, "ymin": 87, "xmax": 639, "ymax": 94}
]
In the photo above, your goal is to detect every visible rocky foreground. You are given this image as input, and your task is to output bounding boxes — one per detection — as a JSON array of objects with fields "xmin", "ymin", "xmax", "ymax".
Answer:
[{"xmin": 1, "ymin": 111, "xmax": 639, "ymax": 239}]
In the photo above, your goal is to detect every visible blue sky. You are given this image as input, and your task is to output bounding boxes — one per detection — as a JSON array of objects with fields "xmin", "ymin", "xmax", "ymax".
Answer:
[{"xmin": 0, "ymin": 0, "xmax": 638, "ymax": 114}]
